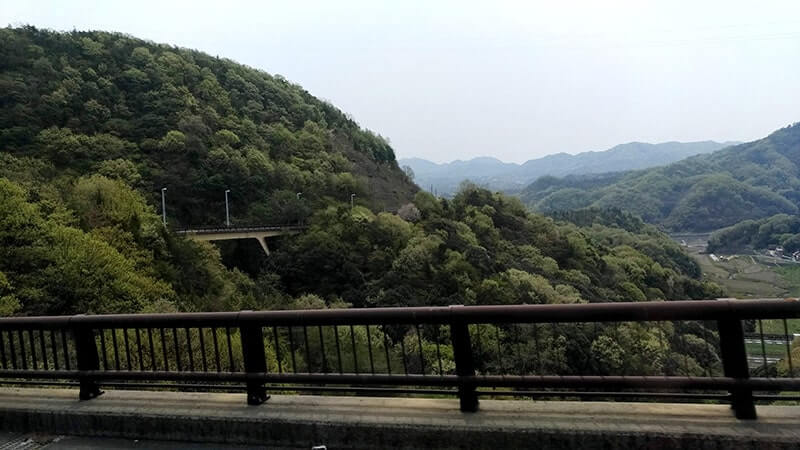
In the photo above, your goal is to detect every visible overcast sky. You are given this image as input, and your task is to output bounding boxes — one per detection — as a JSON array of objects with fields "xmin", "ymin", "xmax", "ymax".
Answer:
[{"xmin": 4, "ymin": 1, "xmax": 800, "ymax": 163}]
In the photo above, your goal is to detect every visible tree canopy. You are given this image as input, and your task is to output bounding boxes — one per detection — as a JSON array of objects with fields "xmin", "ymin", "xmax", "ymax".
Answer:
[
  {"xmin": 0, "ymin": 26, "xmax": 417, "ymax": 228},
  {"xmin": 708, "ymin": 213, "xmax": 800, "ymax": 254}
]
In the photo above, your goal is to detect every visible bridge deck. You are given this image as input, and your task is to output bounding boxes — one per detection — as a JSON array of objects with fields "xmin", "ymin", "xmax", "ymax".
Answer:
[
  {"xmin": 176, "ymin": 225, "xmax": 306, "ymax": 235},
  {"xmin": 1, "ymin": 388, "xmax": 799, "ymax": 449},
  {"xmin": 175, "ymin": 225, "xmax": 306, "ymax": 255}
]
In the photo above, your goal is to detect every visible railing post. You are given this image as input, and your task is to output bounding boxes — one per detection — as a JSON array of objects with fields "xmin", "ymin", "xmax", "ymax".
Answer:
[
  {"xmin": 72, "ymin": 316, "xmax": 103, "ymax": 401},
  {"xmin": 717, "ymin": 318, "xmax": 756, "ymax": 419},
  {"xmin": 239, "ymin": 314, "xmax": 269, "ymax": 405},
  {"xmin": 450, "ymin": 306, "xmax": 478, "ymax": 412}
]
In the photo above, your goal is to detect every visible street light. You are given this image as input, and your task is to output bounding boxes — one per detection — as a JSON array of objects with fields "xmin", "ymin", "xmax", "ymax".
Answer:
[
  {"xmin": 350, "ymin": 193, "xmax": 355, "ymax": 209},
  {"xmin": 160, "ymin": 187, "xmax": 167, "ymax": 226},
  {"xmin": 295, "ymin": 193, "xmax": 304, "ymax": 225},
  {"xmin": 224, "ymin": 189, "xmax": 231, "ymax": 227}
]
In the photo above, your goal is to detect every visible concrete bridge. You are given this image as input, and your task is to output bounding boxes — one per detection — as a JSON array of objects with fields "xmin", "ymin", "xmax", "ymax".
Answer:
[{"xmin": 176, "ymin": 225, "xmax": 307, "ymax": 255}]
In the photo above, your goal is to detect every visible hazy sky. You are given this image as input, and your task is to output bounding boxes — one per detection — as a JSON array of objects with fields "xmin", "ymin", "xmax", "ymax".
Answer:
[{"xmin": 4, "ymin": 1, "xmax": 800, "ymax": 163}]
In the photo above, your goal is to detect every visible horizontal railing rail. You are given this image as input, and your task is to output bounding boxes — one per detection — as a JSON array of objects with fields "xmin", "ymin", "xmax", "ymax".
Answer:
[
  {"xmin": 174, "ymin": 225, "xmax": 307, "ymax": 234},
  {"xmin": 2, "ymin": 299, "xmax": 798, "ymax": 328},
  {"xmin": 0, "ymin": 298, "xmax": 798, "ymax": 419}
]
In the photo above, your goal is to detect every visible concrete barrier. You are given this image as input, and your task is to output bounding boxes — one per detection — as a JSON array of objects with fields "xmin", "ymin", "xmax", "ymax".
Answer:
[{"xmin": 1, "ymin": 388, "xmax": 799, "ymax": 449}]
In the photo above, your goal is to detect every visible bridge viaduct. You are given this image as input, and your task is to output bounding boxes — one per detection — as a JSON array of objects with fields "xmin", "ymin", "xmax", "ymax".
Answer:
[{"xmin": 176, "ymin": 225, "xmax": 306, "ymax": 255}]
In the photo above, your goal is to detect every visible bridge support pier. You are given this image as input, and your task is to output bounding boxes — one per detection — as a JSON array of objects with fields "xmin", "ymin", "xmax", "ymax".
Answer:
[
  {"xmin": 256, "ymin": 237, "xmax": 270, "ymax": 256},
  {"xmin": 177, "ymin": 225, "xmax": 305, "ymax": 256}
]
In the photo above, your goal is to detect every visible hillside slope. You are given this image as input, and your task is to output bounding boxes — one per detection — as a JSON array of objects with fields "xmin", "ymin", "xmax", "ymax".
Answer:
[
  {"xmin": 0, "ymin": 27, "xmax": 722, "ymax": 327},
  {"xmin": 400, "ymin": 141, "xmax": 733, "ymax": 196},
  {"xmin": 520, "ymin": 123, "xmax": 800, "ymax": 232},
  {"xmin": 0, "ymin": 26, "xmax": 417, "ymax": 226}
]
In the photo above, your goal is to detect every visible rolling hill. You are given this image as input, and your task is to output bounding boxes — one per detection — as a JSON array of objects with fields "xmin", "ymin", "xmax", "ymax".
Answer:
[
  {"xmin": 400, "ymin": 141, "xmax": 734, "ymax": 196},
  {"xmin": 520, "ymin": 123, "xmax": 800, "ymax": 232},
  {"xmin": 0, "ymin": 26, "xmax": 417, "ymax": 227},
  {"xmin": 0, "ymin": 27, "xmax": 722, "ymax": 325}
]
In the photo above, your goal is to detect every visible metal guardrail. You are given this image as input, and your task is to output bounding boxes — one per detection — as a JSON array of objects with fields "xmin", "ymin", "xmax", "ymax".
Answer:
[{"xmin": 0, "ymin": 299, "xmax": 799, "ymax": 419}]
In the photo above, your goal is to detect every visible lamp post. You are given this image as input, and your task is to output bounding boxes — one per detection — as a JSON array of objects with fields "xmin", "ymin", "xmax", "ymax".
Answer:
[
  {"xmin": 161, "ymin": 187, "xmax": 167, "ymax": 226},
  {"xmin": 350, "ymin": 193, "xmax": 355, "ymax": 209},
  {"xmin": 225, "ymin": 189, "xmax": 231, "ymax": 227},
  {"xmin": 295, "ymin": 193, "xmax": 303, "ymax": 225}
]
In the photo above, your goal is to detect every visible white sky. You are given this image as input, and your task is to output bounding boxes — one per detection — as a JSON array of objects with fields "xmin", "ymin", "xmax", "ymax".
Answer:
[{"xmin": 3, "ymin": 0, "xmax": 800, "ymax": 163}]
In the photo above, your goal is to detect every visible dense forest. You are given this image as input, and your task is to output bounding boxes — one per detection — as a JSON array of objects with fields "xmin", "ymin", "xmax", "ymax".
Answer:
[
  {"xmin": 708, "ymin": 214, "xmax": 800, "ymax": 254},
  {"xmin": 520, "ymin": 123, "xmax": 800, "ymax": 232},
  {"xmin": 5, "ymin": 27, "xmax": 780, "ymax": 378},
  {"xmin": 0, "ymin": 26, "xmax": 417, "ymax": 227}
]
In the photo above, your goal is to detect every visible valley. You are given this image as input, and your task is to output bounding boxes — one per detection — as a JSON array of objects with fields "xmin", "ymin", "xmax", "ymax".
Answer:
[
  {"xmin": 673, "ymin": 232, "xmax": 800, "ymax": 369},
  {"xmin": 0, "ymin": 26, "xmax": 797, "ymax": 399},
  {"xmin": 2, "ymin": 3, "xmax": 800, "ymax": 446},
  {"xmin": 682, "ymin": 236, "xmax": 795, "ymax": 298},
  {"xmin": 401, "ymin": 141, "xmax": 734, "ymax": 197}
]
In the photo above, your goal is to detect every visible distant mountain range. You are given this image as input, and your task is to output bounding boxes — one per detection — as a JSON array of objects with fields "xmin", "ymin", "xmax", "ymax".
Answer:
[
  {"xmin": 400, "ymin": 141, "xmax": 738, "ymax": 196},
  {"xmin": 520, "ymin": 123, "xmax": 800, "ymax": 232}
]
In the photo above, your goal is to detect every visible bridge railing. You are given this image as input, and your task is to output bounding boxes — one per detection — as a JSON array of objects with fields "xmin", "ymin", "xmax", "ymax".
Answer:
[
  {"xmin": 174, "ymin": 224, "xmax": 308, "ymax": 234},
  {"xmin": 0, "ymin": 299, "xmax": 798, "ymax": 419}
]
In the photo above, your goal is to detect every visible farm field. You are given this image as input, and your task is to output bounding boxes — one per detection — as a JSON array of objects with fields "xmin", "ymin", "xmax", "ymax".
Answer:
[
  {"xmin": 676, "ymin": 238, "xmax": 800, "ymax": 369},
  {"xmin": 693, "ymin": 251, "xmax": 790, "ymax": 298},
  {"xmin": 676, "ymin": 231, "xmax": 799, "ymax": 298}
]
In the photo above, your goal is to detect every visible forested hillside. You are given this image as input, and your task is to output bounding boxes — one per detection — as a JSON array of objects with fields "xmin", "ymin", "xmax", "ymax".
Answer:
[
  {"xmin": 520, "ymin": 123, "xmax": 800, "ymax": 232},
  {"xmin": 0, "ymin": 26, "xmax": 741, "ymax": 380},
  {"xmin": 267, "ymin": 188, "xmax": 721, "ymax": 310},
  {"xmin": 708, "ymin": 214, "xmax": 800, "ymax": 254},
  {"xmin": 0, "ymin": 27, "xmax": 722, "ymax": 325},
  {"xmin": 0, "ymin": 26, "xmax": 416, "ymax": 226}
]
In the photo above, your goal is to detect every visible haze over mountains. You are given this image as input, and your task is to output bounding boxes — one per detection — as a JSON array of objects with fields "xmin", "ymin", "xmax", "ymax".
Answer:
[
  {"xmin": 521, "ymin": 123, "xmax": 800, "ymax": 232},
  {"xmin": 400, "ymin": 141, "xmax": 736, "ymax": 196}
]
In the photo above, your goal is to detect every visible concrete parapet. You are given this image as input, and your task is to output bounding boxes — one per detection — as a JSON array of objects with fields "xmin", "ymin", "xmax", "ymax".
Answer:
[{"xmin": 0, "ymin": 388, "xmax": 799, "ymax": 449}]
